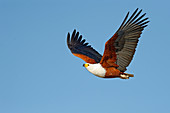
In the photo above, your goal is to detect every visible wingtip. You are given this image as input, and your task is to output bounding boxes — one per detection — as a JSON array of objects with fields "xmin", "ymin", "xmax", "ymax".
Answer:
[
  {"xmin": 134, "ymin": 8, "xmax": 139, "ymax": 12},
  {"xmin": 71, "ymin": 29, "xmax": 76, "ymax": 42},
  {"xmin": 139, "ymin": 8, "xmax": 142, "ymax": 12},
  {"xmin": 73, "ymin": 29, "xmax": 76, "ymax": 33},
  {"xmin": 74, "ymin": 31, "xmax": 79, "ymax": 41},
  {"xmin": 72, "ymin": 29, "xmax": 76, "ymax": 36},
  {"xmin": 78, "ymin": 35, "xmax": 82, "ymax": 42},
  {"xmin": 67, "ymin": 32, "xmax": 70, "ymax": 46},
  {"xmin": 67, "ymin": 32, "xmax": 70, "ymax": 36}
]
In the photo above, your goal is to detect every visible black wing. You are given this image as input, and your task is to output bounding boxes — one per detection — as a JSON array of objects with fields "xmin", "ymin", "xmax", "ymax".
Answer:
[{"xmin": 67, "ymin": 29, "xmax": 102, "ymax": 63}]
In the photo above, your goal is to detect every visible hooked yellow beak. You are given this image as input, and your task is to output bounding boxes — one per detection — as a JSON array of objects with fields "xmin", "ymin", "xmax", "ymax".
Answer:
[{"xmin": 83, "ymin": 63, "xmax": 89, "ymax": 67}]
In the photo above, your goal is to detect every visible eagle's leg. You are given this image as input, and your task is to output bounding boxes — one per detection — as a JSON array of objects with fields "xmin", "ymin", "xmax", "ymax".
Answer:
[{"xmin": 120, "ymin": 73, "xmax": 134, "ymax": 79}]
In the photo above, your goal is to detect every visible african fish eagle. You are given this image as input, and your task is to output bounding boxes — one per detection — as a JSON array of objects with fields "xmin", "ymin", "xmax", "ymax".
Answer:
[{"xmin": 67, "ymin": 8, "xmax": 149, "ymax": 79}]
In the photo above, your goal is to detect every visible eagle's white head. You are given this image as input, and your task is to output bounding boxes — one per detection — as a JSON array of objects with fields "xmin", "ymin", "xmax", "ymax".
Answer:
[{"xmin": 83, "ymin": 63, "xmax": 106, "ymax": 78}]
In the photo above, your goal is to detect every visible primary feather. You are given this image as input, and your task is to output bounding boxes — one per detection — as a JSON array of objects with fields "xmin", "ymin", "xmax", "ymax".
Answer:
[
  {"xmin": 115, "ymin": 8, "xmax": 149, "ymax": 72},
  {"xmin": 67, "ymin": 30, "xmax": 102, "ymax": 63}
]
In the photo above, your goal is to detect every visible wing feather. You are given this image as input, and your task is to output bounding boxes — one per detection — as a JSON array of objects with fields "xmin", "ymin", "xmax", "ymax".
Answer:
[
  {"xmin": 67, "ymin": 29, "xmax": 102, "ymax": 63},
  {"xmin": 115, "ymin": 8, "xmax": 149, "ymax": 72},
  {"xmin": 100, "ymin": 8, "xmax": 149, "ymax": 71}
]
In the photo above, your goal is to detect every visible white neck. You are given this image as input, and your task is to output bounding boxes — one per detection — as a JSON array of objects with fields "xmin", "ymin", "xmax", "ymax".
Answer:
[{"xmin": 85, "ymin": 63, "xmax": 106, "ymax": 78}]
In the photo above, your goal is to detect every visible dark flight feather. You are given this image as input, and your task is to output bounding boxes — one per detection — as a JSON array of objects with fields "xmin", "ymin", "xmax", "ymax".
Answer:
[
  {"xmin": 67, "ymin": 29, "xmax": 102, "ymax": 63},
  {"xmin": 115, "ymin": 8, "xmax": 149, "ymax": 72}
]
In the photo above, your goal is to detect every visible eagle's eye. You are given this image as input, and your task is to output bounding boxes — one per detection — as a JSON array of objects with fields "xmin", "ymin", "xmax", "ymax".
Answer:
[{"xmin": 83, "ymin": 63, "xmax": 89, "ymax": 67}]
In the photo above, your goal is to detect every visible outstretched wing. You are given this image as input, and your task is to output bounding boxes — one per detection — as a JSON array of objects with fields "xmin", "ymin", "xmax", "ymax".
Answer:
[
  {"xmin": 67, "ymin": 29, "xmax": 102, "ymax": 64},
  {"xmin": 100, "ymin": 8, "xmax": 149, "ymax": 72}
]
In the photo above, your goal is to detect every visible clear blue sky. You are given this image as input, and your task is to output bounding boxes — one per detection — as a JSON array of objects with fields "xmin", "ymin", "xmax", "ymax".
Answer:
[{"xmin": 0, "ymin": 0, "xmax": 170, "ymax": 113}]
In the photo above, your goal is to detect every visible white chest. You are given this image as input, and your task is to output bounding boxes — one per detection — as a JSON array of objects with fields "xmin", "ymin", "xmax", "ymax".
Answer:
[{"xmin": 85, "ymin": 63, "xmax": 106, "ymax": 78}]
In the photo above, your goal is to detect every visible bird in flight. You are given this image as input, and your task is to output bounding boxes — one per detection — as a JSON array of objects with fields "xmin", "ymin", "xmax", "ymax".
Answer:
[{"xmin": 67, "ymin": 8, "xmax": 149, "ymax": 79}]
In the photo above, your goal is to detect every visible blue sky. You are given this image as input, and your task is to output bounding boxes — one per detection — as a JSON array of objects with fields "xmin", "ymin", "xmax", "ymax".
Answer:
[{"xmin": 0, "ymin": 0, "xmax": 170, "ymax": 113}]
